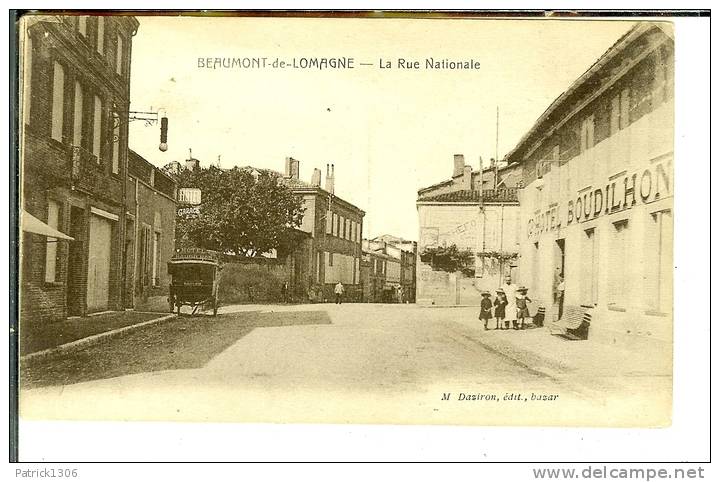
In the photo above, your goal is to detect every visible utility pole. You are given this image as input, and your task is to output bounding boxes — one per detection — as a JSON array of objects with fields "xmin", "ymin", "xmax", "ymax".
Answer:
[{"xmin": 495, "ymin": 106, "xmax": 499, "ymax": 162}]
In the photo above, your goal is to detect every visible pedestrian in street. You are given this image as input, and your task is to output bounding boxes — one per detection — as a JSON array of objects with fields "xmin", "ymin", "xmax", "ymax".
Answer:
[
  {"xmin": 516, "ymin": 286, "xmax": 532, "ymax": 330},
  {"xmin": 281, "ymin": 281, "xmax": 289, "ymax": 303},
  {"xmin": 334, "ymin": 281, "xmax": 345, "ymax": 304},
  {"xmin": 246, "ymin": 283, "xmax": 254, "ymax": 303},
  {"xmin": 494, "ymin": 289, "xmax": 507, "ymax": 330},
  {"xmin": 479, "ymin": 291, "xmax": 493, "ymax": 330},
  {"xmin": 502, "ymin": 276, "xmax": 519, "ymax": 330}
]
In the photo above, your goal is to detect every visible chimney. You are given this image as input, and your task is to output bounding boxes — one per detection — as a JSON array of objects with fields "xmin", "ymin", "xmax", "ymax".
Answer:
[
  {"xmin": 285, "ymin": 156, "xmax": 300, "ymax": 179},
  {"xmin": 185, "ymin": 148, "xmax": 198, "ymax": 171},
  {"xmin": 325, "ymin": 163, "xmax": 335, "ymax": 194},
  {"xmin": 453, "ymin": 154, "xmax": 464, "ymax": 177},
  {"xmin": 462, "ymin": 165, "xmax": 473, "ymax": 191},
  {"xmin": 311, "ymin": 168, "xmax": 322, "ymax": 187}
]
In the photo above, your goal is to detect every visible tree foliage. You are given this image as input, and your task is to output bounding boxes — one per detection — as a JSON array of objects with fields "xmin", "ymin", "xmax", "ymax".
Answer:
[
  {"xmin": 169, "ymin": 165, "xmax": 305, "ymax": 256},
  {"xmin": 419, "ymin": 244, "xmax": 476, "ymax": 277}
]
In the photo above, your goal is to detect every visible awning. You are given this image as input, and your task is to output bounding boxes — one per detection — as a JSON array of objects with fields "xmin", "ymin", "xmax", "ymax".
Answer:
[{"xmin": 21, "ymin": 210, "xmax": 74, "ymax": 241}]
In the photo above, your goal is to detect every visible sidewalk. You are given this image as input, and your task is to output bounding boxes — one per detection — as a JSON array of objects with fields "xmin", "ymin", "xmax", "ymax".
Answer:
[
  {"xmin": 19, "ymin": 311, "xmax": 175, "ymax": 357},
  {"xmin": 452, "ymin": 312, "xmax": 672, "ymax": 393}
]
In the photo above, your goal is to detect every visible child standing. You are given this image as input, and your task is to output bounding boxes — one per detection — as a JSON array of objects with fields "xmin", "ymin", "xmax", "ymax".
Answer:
[
  {"xmin": 516, "ymin": 286, "xmax": 532, "ymax": 330},
  {"xmin": 493, "ymin": 289, "xmax": 507, "ymax": 330},
  {"xmin": 479, "ymin": 291, "xmax": 493, "ymax": 330}
]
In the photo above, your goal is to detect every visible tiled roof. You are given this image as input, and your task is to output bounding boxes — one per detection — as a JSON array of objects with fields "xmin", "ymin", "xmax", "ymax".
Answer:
[{"xmin": 418, "ymin": 188, "xmax": 518, "ymax": 203}]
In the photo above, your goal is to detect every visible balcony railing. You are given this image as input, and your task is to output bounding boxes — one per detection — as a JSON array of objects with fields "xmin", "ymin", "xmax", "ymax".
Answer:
[
  {"xmin": 69, "ymin": 145, "xmax": 122, "ymax": 202},
  {"xmin": 70, "ymin": 145, "xmax": 105, "ymax": 181}
]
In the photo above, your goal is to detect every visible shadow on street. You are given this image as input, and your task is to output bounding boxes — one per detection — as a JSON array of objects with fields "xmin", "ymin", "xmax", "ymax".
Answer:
[{"xmin": 20, "ymin": 311, "xmax": 332, "ymax": 389}]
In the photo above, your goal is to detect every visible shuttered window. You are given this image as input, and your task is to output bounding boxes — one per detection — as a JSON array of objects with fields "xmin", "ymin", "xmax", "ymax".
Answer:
[
  {"xmin": 51, "ymin": 62, "xmax": 65, "ymax": 142},
  {"xmin": 325, "ymin": 210, "xmax": 332, "ymax": 234},
  {"xmin": 608, "ymin": 220, "xmax": 629, "ymax": 309},
  {"xmin": 96, "ymin": 17, "xmax": 105, "ymax": 54},
  {"xmin": 92, "ymin": 95, "xmax": 102, "ymax": 159},
  {"xmin": 73, "ymin": 81, "xmax": 83, "ymax": 147}
]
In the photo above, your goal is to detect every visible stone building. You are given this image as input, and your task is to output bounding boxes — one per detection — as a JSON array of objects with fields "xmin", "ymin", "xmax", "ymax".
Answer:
[
  {"xmin": 363, "ymin": 236, "xmax": 417, "ymax": 303},
  {"xmin": 19, "ymin": 15, "xmax": 139, "ymax": 321},
  {"xmin": 416, "ymin": 155, "xmax": 523, "ymax": 305},
  {"xmin": 507, "ymin": 23, "xmax": 674, "ymax": 348},
  {"xmin": 281, "ymin": 159, "xmax": 366, "ymax": 302},
  {"xmin": 125, "ymin": 149, "xmax": 177, "ymax": 311}
]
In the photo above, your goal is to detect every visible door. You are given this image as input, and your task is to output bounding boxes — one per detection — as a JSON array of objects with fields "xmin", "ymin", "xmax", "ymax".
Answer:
[
  {"xmin": 67, "ymin": 207, "xmax": 86, "ymax": 316},
  {"xmin": 553, "ymin": 238, "xmax": 566, "ymax": 320},
  {"xmin": 87, "ymin": 214, "xmax": 113, "ymax": 312}
]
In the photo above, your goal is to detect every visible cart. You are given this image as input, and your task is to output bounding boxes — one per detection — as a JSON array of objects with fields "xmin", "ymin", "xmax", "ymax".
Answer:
[{"xmin": 167, "ymin": 252, "xmax": 221, "ymax": 316}]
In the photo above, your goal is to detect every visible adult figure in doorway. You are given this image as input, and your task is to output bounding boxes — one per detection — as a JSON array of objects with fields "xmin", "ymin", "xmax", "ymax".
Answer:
[
  {"xmin": 556, "ymin": 275, "xmax": 565, "ymax": 319},
  {"xmin": 502, "ymin": 275, "xmax": 519, "ymax": 329}
]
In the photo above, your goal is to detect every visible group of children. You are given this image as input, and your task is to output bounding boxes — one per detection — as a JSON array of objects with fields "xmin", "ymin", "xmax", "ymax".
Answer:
[{"xmin": 479, "ymin": 286, "xmax": 532, "ymax": 330}]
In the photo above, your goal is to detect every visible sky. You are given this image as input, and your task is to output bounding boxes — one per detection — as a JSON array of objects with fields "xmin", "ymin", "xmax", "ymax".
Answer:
[{"xmin": 128, "ymin": 16, "xmax": 636, "ymax": 241}]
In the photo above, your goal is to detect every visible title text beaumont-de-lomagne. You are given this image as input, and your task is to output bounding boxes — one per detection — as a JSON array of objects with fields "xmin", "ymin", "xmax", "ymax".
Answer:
[{"xmin": 197, "ymin": 57, "xmax": 481, "ymax": 70}]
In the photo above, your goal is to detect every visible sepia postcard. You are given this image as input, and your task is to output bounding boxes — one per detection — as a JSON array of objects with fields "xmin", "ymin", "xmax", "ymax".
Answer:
[{"xmin": 15, "ymin": 11, "xmax": 679, "ymax": 438}]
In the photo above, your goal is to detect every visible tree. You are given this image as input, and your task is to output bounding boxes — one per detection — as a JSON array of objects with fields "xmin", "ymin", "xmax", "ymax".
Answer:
[
  {"xmin": 419, "ymin": 244, "xmax": 476, "ymax": 277},
  {"xmin": 170, "ymin": 165, "xmax": 305, "ymax": 256}
]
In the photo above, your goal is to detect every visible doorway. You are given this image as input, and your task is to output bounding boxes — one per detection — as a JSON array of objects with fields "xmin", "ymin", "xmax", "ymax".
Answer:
[
  {"xmin": 86, "ymin": 214, "xmax": 113, "ymax": 312},
  {"xmin": 553, "ymin": 238, "xmax": 566, "ymax": 319},
  {"xmin": 66, "ymin": 206, "xmax": 85, "ymax": 316}
]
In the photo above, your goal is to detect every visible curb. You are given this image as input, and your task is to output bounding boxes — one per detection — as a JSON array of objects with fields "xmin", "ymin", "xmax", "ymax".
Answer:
[{"xmin": 20, "ymin": 314, "xmax": 177, "ymax": 363}]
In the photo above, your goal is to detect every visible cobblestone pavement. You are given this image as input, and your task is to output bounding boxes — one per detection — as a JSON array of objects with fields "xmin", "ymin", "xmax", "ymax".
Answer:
[{"xmin": 20, "ymin": 303, "xmax": 670, "ymax": 426}]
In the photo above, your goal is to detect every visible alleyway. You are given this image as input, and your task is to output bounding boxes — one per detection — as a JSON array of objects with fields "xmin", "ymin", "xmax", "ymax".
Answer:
[{"xmin": 20, "ymin": 304, "xmax": 670, "ymax": 426}]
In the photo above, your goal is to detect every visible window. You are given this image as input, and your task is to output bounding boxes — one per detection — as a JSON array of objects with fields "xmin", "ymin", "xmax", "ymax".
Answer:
[
  {"xmin": 645, "ymin": 210, "xmax": 672, "ymax": 313},
  {"xmin": 332, "ymin": 213, "xmax": 338, "ymax": 236},
  {"xmin": 610, "ymin": 88, "xmax": 630, "ymax": 135},
  {"xmin": 139, "ymin": 224, "xmax": 152, "ymax": 288},
  {"xmin": 620, "ymin": 88, "xmax": 630, "ymax": 130},
  {"xmin": 23, "ymin": 35, "xmax": 32, "ymax": 124},
  {"xmin": 112, "ymin": 112, "xmax": 120, "ymax": 173},
  {"xmin": 579, "ymin": 115, "xmax": 594, "ymax": 152},
  {"xmin": 581, "ymin": 228, "xmax": 599, "ymax": 306},
  {"xmin": 51, "ymin": 62, "xmax": 65, "ymax": 142},
  {"xmin": 608, "ymin": 220, "xmax": 629, "ymax": 308},
  {"xmin": 152, "ymin": 231, "xmax": 161, "ymax": 286},
  {"xmin": 328, "ymin": 252, "xmax": 334, "ymax": 267},
  {"xmin": 78, "ymin": 17, "xmax": 87, "ymax": 36},
  {"xmin": 73, "ymin": 81, "xmax": 83, "ymax": 146},
  {"xmin": 44, "ymin": 201, "xmax": 60, "ymax": 283},
  {"xmin": 115, "ymin": 35, "xmax": 124, "ymax": 75},
  {"xmin": 339, "ymin": 216, "xmax": 345, "ymax": 239},
  {"xmin": 92, "ymin": 95, "xmax": 102, "ymax": 159},
  {"xmin": 325, "ymin": 211, "xmax": 332, "ymax": 234},
  {"xmin": 96, "ymin": 17, "xmax": 105, "ymax": 54},
  {"xmin": 357, "ymin": 222, "xmax": 362, "ymax": 242}
]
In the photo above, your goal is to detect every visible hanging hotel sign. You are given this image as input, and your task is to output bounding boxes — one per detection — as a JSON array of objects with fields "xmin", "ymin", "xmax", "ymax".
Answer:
[
  {"xmin": 527, "ymin": 156, "xmax": 672, "ymax": 238},
  {"xmin": 177, "ymin": 187, "xmax": 202, "ymax": 217}
]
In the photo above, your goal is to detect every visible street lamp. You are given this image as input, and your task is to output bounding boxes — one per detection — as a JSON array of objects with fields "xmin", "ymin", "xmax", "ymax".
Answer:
[
  {"xmin": 159, "ymin": 110, "xmax": 169, "ymax": 152},
  {"xmin": 111, "ymin": 104, "xmax": 169, "ymax": 152}
]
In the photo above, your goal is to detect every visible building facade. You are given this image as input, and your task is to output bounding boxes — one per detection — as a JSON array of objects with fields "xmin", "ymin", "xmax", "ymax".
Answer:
[
  {"xmin": 362, "ymin": 236, "xmax": 417, "ymax": 303},
  {"xmin": 19, "ymin": 15, "xmax": 139, "ymax": 321},
  {"xmin": 507, "ymin": 23, "xmax": 674, "ymax": 347},
  {"xmin": 281, "ymin": 159, "xmax": 366, "ymax": 302},
  {"xmin": 125, "ymin": 150, "xmax": 177, "ymax": 311},
  {"xmin": 416, "ymin": 155, "xmax": 523, "ymax": 305}
]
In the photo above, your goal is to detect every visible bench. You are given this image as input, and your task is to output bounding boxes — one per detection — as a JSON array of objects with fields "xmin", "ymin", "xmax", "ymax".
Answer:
[{"xmin": 548, "ymin": 305, "xmax": 592, "ymax": 340}]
